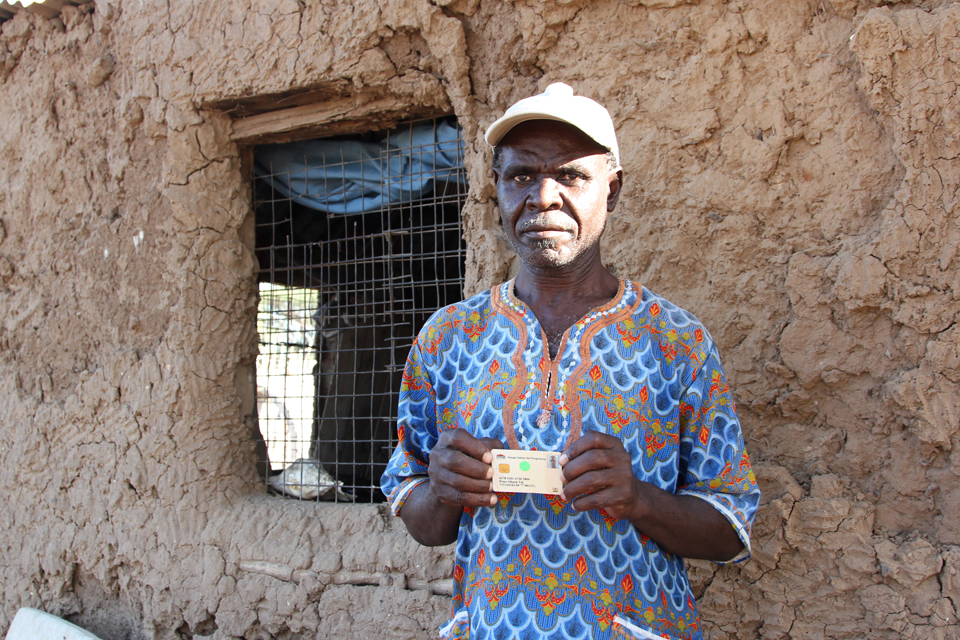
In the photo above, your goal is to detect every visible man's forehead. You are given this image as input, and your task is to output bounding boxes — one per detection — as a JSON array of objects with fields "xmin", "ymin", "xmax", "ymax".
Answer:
[
  {"xmin": 498, "ymin": 148, "xmax": 604, "ymax": 171},
  {"xmin": 497, "ymin": 120, "xmax": 609, "ymax": 165}
]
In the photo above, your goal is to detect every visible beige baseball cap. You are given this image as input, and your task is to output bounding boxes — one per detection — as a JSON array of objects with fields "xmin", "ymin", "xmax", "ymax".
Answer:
[{"xmin": 484, "ymin": 82, "xmax": 619, "ymax": 165}]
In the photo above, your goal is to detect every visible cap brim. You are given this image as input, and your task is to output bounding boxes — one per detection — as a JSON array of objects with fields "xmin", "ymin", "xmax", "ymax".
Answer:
[{"xmin": 485, "ymin": 113, "xmax": 584, "ymax": 147}]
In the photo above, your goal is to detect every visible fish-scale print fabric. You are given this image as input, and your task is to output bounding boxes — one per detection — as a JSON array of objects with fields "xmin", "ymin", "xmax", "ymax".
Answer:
[{"xmin": 382, "ymin": 281, "xmax": 759, "ymax": 640}]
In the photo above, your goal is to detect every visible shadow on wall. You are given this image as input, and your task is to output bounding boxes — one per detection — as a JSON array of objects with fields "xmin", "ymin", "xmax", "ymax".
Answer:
[{"xmin": 61, "ymin": 570, "xmax": 147, "ymax": 640}]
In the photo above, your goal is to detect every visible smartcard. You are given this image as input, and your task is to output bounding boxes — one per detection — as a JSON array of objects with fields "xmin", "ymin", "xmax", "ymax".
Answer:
[{"xmin": 490, "ymin": 449, "xmax": 564, "ymax": 495}]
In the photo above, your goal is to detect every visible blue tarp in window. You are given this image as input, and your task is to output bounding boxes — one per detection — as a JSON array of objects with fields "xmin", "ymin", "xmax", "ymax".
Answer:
[{"xmin": 254, "ymin": 119, "xmax": 465, "ymax": 215}]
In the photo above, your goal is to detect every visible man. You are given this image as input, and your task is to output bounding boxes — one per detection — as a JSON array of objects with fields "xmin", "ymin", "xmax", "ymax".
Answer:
[{"xmin": 381, "ymin": 83, "xmax": 759, "ymax": 640}]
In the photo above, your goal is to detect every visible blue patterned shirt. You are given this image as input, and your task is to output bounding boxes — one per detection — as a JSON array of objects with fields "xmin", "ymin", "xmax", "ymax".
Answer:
[{"xmin": 381, "ymin": 280, "xmax": 759, "ymax": 640}]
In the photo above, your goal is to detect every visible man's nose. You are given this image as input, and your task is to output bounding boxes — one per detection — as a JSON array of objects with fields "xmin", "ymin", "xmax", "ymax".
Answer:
[{"xmin": 526, "ymin": 177, "xmax": 562, "ymax": 211}]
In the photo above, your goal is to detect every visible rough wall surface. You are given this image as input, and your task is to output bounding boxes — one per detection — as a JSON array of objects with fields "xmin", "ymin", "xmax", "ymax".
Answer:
[{"xmin": 0, "ymin": 1, "xmax": 957, "ymax": 638}]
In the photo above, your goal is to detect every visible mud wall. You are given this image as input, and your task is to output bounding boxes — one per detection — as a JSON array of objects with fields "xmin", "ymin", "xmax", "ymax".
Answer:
[{"xmin": 0, "ymin": 1, "xmax": 957, "ymax": 638}]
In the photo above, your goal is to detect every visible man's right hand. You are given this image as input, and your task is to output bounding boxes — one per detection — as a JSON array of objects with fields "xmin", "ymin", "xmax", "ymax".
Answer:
[
  {"xmin": 428, "ymin": 429, "xmax": 503, "ymax": 508},
  {"xmin": 398, "ymin": 429, "xmax": 503, "ymax": 547}
]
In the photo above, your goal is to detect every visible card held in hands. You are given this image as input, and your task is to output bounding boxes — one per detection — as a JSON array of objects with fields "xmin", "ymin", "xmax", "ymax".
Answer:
[{"xmin": 490, "ymin": 449, "xmax": 564, "ymax": 495}]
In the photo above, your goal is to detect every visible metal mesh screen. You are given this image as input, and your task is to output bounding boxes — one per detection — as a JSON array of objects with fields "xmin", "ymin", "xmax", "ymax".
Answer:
[{"xmin": 253, "ymin": 118, "xmax": 467, "ymax": 503}]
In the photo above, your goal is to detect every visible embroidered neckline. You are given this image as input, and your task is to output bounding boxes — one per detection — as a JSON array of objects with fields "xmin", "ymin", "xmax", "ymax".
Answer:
[
  {"xmin": 492, "ymin": 279, "xmax": 640, "ymax": 450},
  {"xmin": 502, "ymin": 278, "xmax": 630, "ymax": 342}
]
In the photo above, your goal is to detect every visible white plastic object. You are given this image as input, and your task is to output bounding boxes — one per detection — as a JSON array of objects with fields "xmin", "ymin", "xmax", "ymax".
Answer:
[{"xmin": 5, "ymin": 607, "xmax": 103, "ymax": 640}]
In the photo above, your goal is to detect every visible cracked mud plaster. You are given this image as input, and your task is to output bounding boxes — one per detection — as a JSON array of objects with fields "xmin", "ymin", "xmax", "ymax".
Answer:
[{"xmin": 0, "ymin": 1, "xmax": 959, "ymax": 639}]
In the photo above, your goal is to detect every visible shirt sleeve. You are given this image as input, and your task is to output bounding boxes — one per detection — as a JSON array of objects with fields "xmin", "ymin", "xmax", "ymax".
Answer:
[
  {"xmin": 380, "ymin": 338, "xmax": 439, "ymax": 516},
  {"xmin": 675, "ymin": 346, "xmax": 760, "ymax": 563}
]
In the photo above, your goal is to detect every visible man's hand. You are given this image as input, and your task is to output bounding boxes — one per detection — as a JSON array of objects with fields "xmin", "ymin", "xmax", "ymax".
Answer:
[
  {"xmin": 428, "ymin": 429, "xmax": 504, "ymax": 508},
  {"xmin": 560, "ymin": 431, "xmax": 744, "ymax": 562},
  {"xmin": 398, "ymin": 429, "xmax": 503, "ymax": 547},
  {"xmin": 559, "ymin": 431, "xmax": 644, "ymax": 521}
]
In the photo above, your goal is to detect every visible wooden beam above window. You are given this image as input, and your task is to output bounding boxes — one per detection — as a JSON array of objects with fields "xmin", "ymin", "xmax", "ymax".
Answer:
[{"xmin": 229, "ymin": 95, "xmax": 445, "ymax": 145}]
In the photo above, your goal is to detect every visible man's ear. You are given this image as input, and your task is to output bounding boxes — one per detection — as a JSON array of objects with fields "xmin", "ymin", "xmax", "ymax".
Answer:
[{"xmin": 607, "ymin": 168, "xmax": 623, "ymax": 212}]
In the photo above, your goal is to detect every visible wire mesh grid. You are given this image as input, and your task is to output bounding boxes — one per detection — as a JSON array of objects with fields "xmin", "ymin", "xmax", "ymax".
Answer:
[{"xmin": 253, "ymin": 117, "xmax": 467, "ymax": 503}]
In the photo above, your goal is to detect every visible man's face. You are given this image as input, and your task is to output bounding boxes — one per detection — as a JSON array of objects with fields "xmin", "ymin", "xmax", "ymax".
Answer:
[{"xmin": 493, "ymin": 120, "xmax": 622, "ymax": 272}]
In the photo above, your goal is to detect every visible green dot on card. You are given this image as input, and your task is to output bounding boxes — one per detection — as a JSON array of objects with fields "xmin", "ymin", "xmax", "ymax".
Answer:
[{"xmin": 520, "ymin": 461, "xmax": 531, "ymax": 472}]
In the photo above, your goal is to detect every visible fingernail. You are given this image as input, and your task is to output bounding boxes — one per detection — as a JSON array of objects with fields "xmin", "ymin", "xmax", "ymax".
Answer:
[
  {"xmin": 486, "ymin": 467, "xmax": 493, "ymax": 479},
  {"xmin": 482, "ymin": 452, "xmax": 492, "ymax": 464},
  {"xmin": 489, "ymin": 495, "xmax": 497, "ymax": 506},
  {"xmin": 558, "ymin": 454, "xmax": 569, "ymax": 466}
]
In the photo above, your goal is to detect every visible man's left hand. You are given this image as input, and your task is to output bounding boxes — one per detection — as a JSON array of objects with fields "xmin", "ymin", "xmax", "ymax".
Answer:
[
  {"xmin": 559, "ymin": 431, "xmax": 643, "ymax": 521},
  {"xmin": 559, "ymin": 430, "xmax": 744, "ymax": 562}
]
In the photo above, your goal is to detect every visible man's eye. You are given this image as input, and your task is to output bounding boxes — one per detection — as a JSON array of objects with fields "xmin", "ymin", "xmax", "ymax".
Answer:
[
  {"xmin": 512, "ymin": 174, "xmax": 532, "ymax": 183},
  {"xmin": 559, "ymin": 172, "xmax": 583, "ymax": 183}
]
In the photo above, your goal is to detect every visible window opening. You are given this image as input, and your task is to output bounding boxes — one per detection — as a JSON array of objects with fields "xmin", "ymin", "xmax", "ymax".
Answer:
[{"xmin": 253, "ymin": 117, "xmax": 467, "ymax": 503}]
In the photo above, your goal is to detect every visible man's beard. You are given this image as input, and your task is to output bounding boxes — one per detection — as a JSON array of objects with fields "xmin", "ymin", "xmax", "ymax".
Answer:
[
  {"xmin": 508, "ymin": 235, "xmax": 578, "ymax": 270},
  {"xmin": 530, "ymin": 238, "xmax": 561, "ymax": 250}
]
